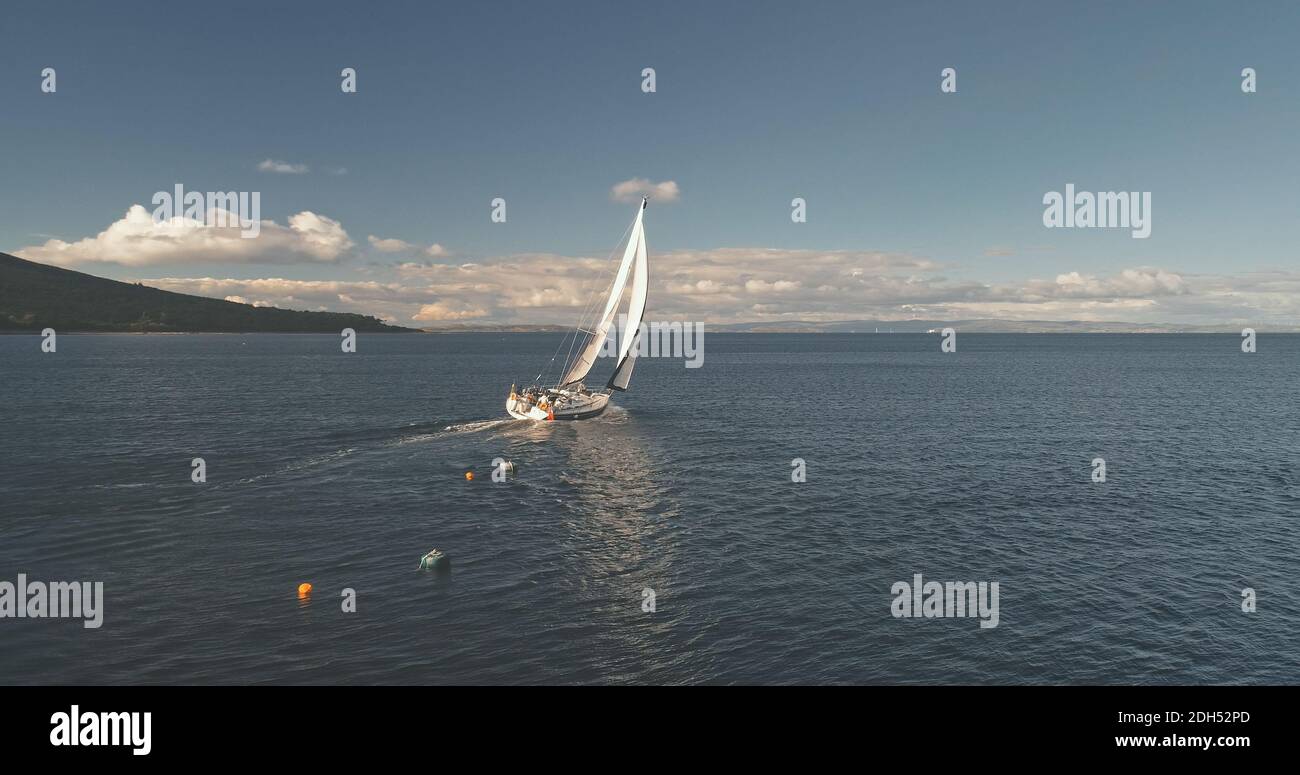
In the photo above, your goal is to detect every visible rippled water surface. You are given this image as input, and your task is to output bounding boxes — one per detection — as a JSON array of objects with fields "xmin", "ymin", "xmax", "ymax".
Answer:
[{"xmin": 1, "ymin": 332, "xmax": 1297, "ymax": 684}]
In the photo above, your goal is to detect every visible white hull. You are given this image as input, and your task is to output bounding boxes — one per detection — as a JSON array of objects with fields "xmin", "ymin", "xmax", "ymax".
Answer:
[{"xmin": 506, "ymin": 391, "xmax": 610, "ymax": 421}]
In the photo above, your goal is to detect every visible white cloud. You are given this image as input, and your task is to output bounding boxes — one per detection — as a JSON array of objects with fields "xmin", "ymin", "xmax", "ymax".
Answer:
[
  {"xmin": 1030, "ymin": 268, "xmax": 1188, "ymax": 299},
  {"xmin": 367, "ymin": 235, "xmax": 448, "ymax": 257},
  {"xmin": 387, "ymin": 247, "xmax": 940, "ymax": 322},
  {"xmin": 412, "ymin": 301, "xmax": 488, "ymax": 321},
  {"xmin": 368, "ymin": 235, "xmax": 415, "ymax": 253},
  {"xmin": 144, "ymin": 277, "xmax": 417, "ymax": 316},
  {"xmin": 382, "ymin": 251, "xmax": 1300, "ymax": 325},
  {"xmin": 257, "ymin": 159, "xmax": 310, "ymax": 174},
  {"xmin": 610, "ymin": 177, "xmax": 679, "ymax": 203},
  {"xmin": 223, "ymin": 294, "xmax": 273, "ymax": 307},
  {"xmin": 14, "ymin": 205, "xmax": 354, "ymax": 266},
  {"xmin": 138, "ymin": 256, "xmax": 1300, "ymax": 327},
  {"xmin": 14, "ymin": 207, "xmax": 1276, "ymax": 326}
]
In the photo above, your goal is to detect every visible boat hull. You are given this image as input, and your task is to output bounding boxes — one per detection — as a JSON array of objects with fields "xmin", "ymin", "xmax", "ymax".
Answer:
[{"xmin": 506, "ymin": 392, "xmax": 610, "ymax": 421}]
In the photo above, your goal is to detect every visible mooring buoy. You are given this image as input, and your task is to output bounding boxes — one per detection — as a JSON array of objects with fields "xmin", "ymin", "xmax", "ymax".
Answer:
[{"xmin": 418, "ymin": 549, "xmax": 448, "ymax": 571}]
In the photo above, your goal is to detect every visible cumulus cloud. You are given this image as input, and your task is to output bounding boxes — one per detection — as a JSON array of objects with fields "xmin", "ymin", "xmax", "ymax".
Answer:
[
  {"xmin": 1041, "ymin": 268, "xmax": 1187, "ymax": 298},
  {"xmin": 257, "ymin": 159, "xmax": 310, "ymax": 174},
  {"xmin": 367, "ymin": 235, "xmax": 415, "ymax": 253},
  {"xmin": 367, "ymin": 250, "xmax": 1238, "ymax": 324},
  {"xmin": 384, "ymin": 247, "xmax": 945, "ymax": 322},
  {"xmin": 223, "ymin": 294, "xmax": 273, "ymax": 307},
  {"xmin": 139, "ymin": 256, "xmax": 1300, "ymax": 328},
  {"xmin": 412, "ymin": 301, "xmax": 488, "ymax": 321},
  {"xmin": 144, "ymin": 276, "xmax": 419, "ymax": 317},
  {"xmin": 611, "ymin": 177, "xmax": 679, "ymax": 203},
  {"xmin": 366, "ymin": 235, "xmax": 448, "ymax": 258},
  {"xmin": 15, "ymin": 206, "xmax": 354, "ymax": 267},
  {"xmin": 17, "ymin": 207, "xmax": 1267, "ymax": 326}
]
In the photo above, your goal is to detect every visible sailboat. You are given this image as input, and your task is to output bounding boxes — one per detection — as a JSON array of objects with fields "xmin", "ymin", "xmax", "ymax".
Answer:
[{"xmin": 506, "ymin": 198, "xmax": 649, "ymax": 421}]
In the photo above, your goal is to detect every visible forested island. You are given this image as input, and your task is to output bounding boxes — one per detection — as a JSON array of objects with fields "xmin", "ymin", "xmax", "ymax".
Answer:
[{"xmin": 0, "ymin": 252, "xmax": 411, "ymax": 333}]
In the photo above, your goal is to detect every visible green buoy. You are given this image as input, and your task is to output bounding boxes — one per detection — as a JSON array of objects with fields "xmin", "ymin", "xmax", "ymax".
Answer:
[{"xmin": 418, "ymin": 549, "xmax": 448, "ymax": 571}]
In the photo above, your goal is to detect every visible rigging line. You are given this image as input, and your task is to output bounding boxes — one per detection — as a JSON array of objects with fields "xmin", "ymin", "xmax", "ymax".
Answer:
[
  {"xmin": 553, "ymin": 214, "xmax": 638, "ymax": 385},
  {"xmin": 570, "ymin": 217, "xmax": 635, "ymax": 346},
  {"xmin": 564, "ymin": 231, "xmax": 635, "ymax": 381},
  {"xmin": 535, "ymin": 220, "xmax": 632, "ymax": 386},
  {"xmin": 547, "ymin": 277, "xmax": 602, "ymax": 384},
  {"xmin": 533, "ymin": 216, "xmax": 636, "ymax": 385},
  {"xmin": 548, "ymin": 227, "xmax": 631, "ymax": 385},
  {"xmin": 537, "ymin": 316, "xmax": 582, "ymax": 384}
]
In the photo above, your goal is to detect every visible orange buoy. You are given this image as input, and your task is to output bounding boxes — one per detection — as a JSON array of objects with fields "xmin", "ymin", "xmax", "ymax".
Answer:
[
  {"xmin": 297, "ymin": 582, "xmax": 312, "ymax": 597},
  {"xmin": 464, "ymin": 471, "xmax": 474, "ymax": 481}
]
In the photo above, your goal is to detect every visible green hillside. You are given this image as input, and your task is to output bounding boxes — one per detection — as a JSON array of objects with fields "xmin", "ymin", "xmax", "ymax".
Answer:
[{"xmin": 0, "ymin": 252, "xmax": 412, "ymax": 333}]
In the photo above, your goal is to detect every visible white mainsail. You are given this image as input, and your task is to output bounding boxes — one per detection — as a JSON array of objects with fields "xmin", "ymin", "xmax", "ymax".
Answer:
[
  {"xmin": 558, "ymin": 201, "xmax": 646, "ymax": 387},
  {"xmin": 607, "ymin": 214, "xmax": 648, "ymax": 391}
]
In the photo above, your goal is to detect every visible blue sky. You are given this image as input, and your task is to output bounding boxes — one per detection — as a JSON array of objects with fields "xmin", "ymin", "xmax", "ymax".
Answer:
[{"xmin": 2, "ymin": 1, "xmax": 1298, "ymax": 324}]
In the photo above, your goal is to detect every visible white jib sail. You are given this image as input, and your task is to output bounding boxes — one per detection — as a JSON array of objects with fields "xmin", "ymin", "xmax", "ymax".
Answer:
[
  {"xmin": 559, "ymin": 205, "xmax": 645, "ymax": 387},
  {"xmin": 608, "ymin": 217, "xmax": 647, "ymax": 391}
]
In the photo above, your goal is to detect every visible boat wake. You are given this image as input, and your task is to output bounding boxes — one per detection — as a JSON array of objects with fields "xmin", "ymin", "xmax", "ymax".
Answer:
[
  {"xmin": 224, "ymin": 446, "xmax": 361, "ymax": 487},
  {"xmin": 219, "ymin": 419, "xmax": 523, "ymax": 487},
  {"xmin": 391, "ymin": 416, "xmax": 538, "ymax": 445},
  {"xmin": 441, "ymin": 418, "xmax": 518, "ymax": 435}
]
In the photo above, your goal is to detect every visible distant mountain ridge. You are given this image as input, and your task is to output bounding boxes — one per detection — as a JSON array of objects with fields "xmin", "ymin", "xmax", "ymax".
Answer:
[{"xmin": 0, "ymin": 252, "xmax": 412, "ymax": 333}]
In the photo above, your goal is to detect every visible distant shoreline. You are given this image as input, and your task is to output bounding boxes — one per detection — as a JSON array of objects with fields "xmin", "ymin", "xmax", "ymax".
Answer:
[
  {"xmin": 5, "ymin": 329, "xmax": 1297, "ymax": 335},
  {"xmin": 420, "ymin": 330, "xmax": 1297, "ymax": 335},
  {"xmin": 419, "ymin": 319, "xmax": 1299, "ymax": 334},
  {"xmin": 0, "ymin": 330, "xmax": 416, "ymax": 335}
]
